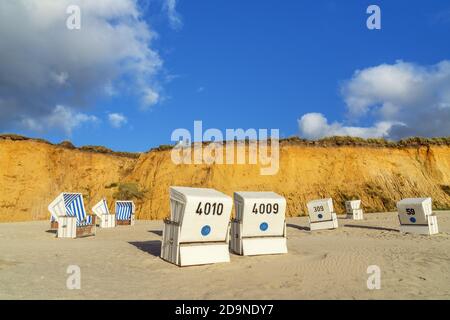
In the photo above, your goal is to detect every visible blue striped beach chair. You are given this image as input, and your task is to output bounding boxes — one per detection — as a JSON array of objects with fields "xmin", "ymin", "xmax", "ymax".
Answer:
[
  {"xmin": 92, "ymin": 198, "xmax": 116, "ymax": 228},
  {"xmin": 115, "ymin": 200, "xmax": 135, "ymax": 226},
  {"xmin": 48, "ymin": 192, "xmax": 96, "ymax": 238}
]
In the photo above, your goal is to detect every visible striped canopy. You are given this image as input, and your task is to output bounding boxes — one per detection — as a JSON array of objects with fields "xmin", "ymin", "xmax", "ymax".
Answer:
[
  {"xmin": 63, "ymin": 193, "xmax": 91, "ymax": 226},
  {"xmin": 116, "ymin": 201, "xmax": 133, "ymax": 221}
]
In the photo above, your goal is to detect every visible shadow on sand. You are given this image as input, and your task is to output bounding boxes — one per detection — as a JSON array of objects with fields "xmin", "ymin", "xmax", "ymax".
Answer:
[
  {"xmin": 148, "ymin": 230, "xmax": 163, "ymax": 237},
  {"xmin": 129, "ymin": 240, "xmax": 161, "ymax": 257},
  {"xmin": 45, "ymin": 229, "xmax": 57, "ymax": 234},
  {"xmin": 286, "ymin": 223, "xmax": 310, "ymax": 231},
  {"xmin": 344, "ymin": 224, "xmax": 398, "ymax": 232}
]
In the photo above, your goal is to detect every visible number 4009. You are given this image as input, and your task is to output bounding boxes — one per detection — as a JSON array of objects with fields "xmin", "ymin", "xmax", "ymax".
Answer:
[{"xmin": 252, "ymin": 203, "xmax": 279, "ymax": 214}]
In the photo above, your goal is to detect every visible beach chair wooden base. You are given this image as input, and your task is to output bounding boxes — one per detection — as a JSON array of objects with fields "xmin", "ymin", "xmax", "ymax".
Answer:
[
  {"xmin": 309, "ymin": 213, "xmax": 339, "ymax": 231},
  {"xmin": 234, "ymin": 237, "xmax": 287, "ymax": 256},
  {"xmin": 230, "ymin": 220, "xmax": 287, "ymax": 256},
  {"xmin": 50, "ymin": 221, "xmax": 59, "ymax": 230},
  {"xmin": 57, "ymin": 215, "xmax": 96, "ymax": 238},
  {"xmin": 346, "ymin": 209, "xmax": 364, "ymax": 220},
  {"xmin": 116, "ymin": 214, "xmax": 135, "ymax": 226},
  {"xmin": 76, "ymin": 224, "xmax": 96, "ymax": 238},
  {"xmin": 178, "ymin": 243, "xmax": 230, "ymax": 266},
  {"xmin": 399, "ymin": 215, "xmax": 439, "ymax": 235},
  {"xmin": 161, "ymin": 219, "xmax": 231, "ymax": 266}
]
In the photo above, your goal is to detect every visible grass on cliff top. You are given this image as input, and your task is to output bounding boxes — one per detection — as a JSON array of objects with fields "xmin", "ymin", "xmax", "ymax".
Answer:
[
  {"xmin": 0, "ymin": 133, "xmax": 140, "ymax": 158},
  {"xmin": 2, "ymin": 133, "xmax": 450, "ymax": 156},
  {"xmin": 109, "ymin": 182, "xmax": 145, "ymax": 200}
]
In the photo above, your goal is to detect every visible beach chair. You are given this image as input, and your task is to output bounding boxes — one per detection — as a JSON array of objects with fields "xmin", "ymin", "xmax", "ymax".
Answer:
[
  {"xmin": 345, "ymin": 200, "xmax": 364, "ymax": 220},
  {"xmin": 230, "ymin": 191, "xmax": 287, "ymax": 256},
  {"xmin": 115, "ymin": 200, "xmax": 135, "ymax": 226},
  {"xmin": 48, "ymin": 192, "xmax": 96, "ymax": 238},
  {"xmin": 307, "ymin": 198, "xmax": 338, "ymax": 231},
  {"xmin": 161, "ymin": 186, "xmax": 232, "ymax": 266},
  {"xmin": 397, "ymin": 197, "xmax": 439, "ymax": 235},
  {"xmin": 92, "ymin": 198, "xmax": 116, "ymax": 228}
]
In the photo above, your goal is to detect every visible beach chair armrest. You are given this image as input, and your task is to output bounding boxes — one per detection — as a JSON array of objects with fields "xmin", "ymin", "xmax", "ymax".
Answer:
[{"xmin": 87, "ymin": 213, "xmax": 96, "ymax": 225}]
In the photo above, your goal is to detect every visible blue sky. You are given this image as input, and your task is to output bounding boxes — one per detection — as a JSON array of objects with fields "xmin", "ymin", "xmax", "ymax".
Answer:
[{"xmin": 1, "ymin": 0, "xmax": 450, "ymax": 151}]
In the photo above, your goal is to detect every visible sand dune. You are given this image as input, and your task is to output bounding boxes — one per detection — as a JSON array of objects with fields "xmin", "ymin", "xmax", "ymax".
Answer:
[{"xmin": 1, "ymin": 211, "xmax": 449, "ymax": 300}]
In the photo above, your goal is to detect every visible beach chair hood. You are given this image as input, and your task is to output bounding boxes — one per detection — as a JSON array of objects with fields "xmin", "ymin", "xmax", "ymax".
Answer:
[
  {"xmin": 307, "ymin": 198, "xmax": 334, "ymax": 222},
  {"xmin": 92, "ymin": 198, "xmax": 110, "ymax": 217},
  {"xmin": 397, "ymin": 197, "xmax": 432, "ymax": 226},
  {"xmin": 115, "ymin": 200, "xmax": 135, "ymax": 220},
  {"xmin": 48, "ymin": 192, "xmax": 90, "ymax": 226},
  {"xmin": 234, "ymin": 191, "xmax": 286, "ymax": 237}
]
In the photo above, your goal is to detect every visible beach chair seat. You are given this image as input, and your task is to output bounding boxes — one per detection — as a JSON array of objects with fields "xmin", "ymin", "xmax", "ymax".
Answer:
[
  {"xmin": 161, "ymin": 186, "xmax": 232, "ymax": 266},
  {"xmin": 92, "ymin": 198, "xmax": 116, "ymax": 228},
  {"xmin": 307, "ymin": 198, "xmax": 338, "ymax": 231},
  {"xmin": 230, "ymin": 191, "xmax": 287, "ymax": 256},
  {"xmin": 345, "ymin": 200, "xmax": 364, "ymax": 220},
  {"xmin": 397, "ymin": 198, "xmax": 439, "ymax": 235},
  {"xmin": 115, "ymin": 200, "xmax": 135, "ymax": 226},
  {"xmin": 48, "ymin": 193, "xmax": 96, "ymax": 238}
]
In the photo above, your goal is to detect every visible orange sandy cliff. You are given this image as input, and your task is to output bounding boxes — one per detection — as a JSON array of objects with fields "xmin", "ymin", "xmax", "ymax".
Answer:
[{"xmin": 1, "ymin": 135, "xmax": 449, "ymax": 222}]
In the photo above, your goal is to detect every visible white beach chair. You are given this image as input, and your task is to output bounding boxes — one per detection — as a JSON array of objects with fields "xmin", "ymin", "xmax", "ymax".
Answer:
[
  {"xmin": 345, "ymin": 200, "xmax": 364, "ymax": 220},
  {"xmin": 161, "ymin": 186, "xmax": 232, "ymax": 266},
  {"xmin": 48, "ymin": 192, "xmax": 96, "ymax": 238},
  {"xmin": 307, "ymin": 198, "xmax": 338, "ymax": 231},
  {"xmin": 230, "ymin": 191, "xmax": 287, "ymax": 256},
  {"xmin": 115, "ymin": 200, "xmax": 135, "ymax": 226},
  {"xmin": 92, "ymin": 198, "xmax": 116, "ymax": 228},
  {"xmin": 397, "ymin": 197, "xmax": 439, "ymax": 235}
]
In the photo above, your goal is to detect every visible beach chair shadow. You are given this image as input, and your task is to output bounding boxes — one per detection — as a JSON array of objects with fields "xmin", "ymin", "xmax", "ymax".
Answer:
[
  {"xmin": 344, "ymin": 224, "xmax": 398, "ymax": 232},
  {"xmin": 148, "ymin": 230, "xmax": 163, "ymax": 237},
  {"xmin": 129, "ymin": 240, "xmax": 161, "ymax": 257},
  {"xmin": 45, "ymin": 229, "xmax": 57, "ymax": 234},
  {"xmin": 286, "ymin": 223, "xmax": 310, "ymax": 231}
]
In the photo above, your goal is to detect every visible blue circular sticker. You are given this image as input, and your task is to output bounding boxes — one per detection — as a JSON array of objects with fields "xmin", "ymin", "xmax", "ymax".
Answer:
[
  {"xmin": 201, "ymin": 225, "xmax": 211, "ymax": 236},
  {"xmin": 318, "ymin": 214, "xmax": 323, "ymax": 219},
  {"xmin": 410, "ymin": 217, "xmax": 416, "ymax": 223},
  {"xmin": 260, "ymin": 222, "xmax": 268, "ymax": 231}
]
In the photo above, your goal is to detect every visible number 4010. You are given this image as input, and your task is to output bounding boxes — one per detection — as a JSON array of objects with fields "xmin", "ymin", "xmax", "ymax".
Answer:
[{"xmin": 196, "ymin": 202, "xmax": 223, "ymax": 215}]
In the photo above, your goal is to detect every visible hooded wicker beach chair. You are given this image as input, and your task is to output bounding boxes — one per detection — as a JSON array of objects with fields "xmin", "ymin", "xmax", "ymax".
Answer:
[
  {"xmin": 397, "ymin": 197, "xmax": 439, "ymax": 235},
  {"xmin": 48, "ymin": 192, "xmax": 96, "ymax": 238},
  {"xmin": 115, "ymin": 200, "xmax": 135, "ymax": 226},
  {"xmin": 161, "ymin": 186, "xmax": 232, "ymax": 266},
  {"xmin": 230, "ymin": 191, "xmax": 287, "ymax": 256},
  {"xmin": 92, "ymin": 198, "xmax": 116, "ymax": 228},
  {"xmin": 307, "ymin": 198, "xmax": 338, "ymax": 231}
]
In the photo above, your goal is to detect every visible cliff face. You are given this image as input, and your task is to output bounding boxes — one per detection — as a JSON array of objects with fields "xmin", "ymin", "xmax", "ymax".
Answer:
[
  {"xmin": 0, "ymin": 139, "xmax": 136, "ymax": 221},
  {"xmin": 1, "ymin": 138, "xmax": 449, "ymax": 222}
]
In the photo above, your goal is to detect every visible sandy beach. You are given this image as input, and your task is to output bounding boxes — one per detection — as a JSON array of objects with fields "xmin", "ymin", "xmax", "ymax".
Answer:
[{"xmin": 1, "ymin": 211, "xmax": 449, "ymax": 300}]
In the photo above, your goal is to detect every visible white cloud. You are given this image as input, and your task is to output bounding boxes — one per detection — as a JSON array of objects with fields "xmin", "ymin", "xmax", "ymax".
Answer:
[
  {"xmin": 142, "ymin": 87, "xmax": 160, "ymax": 107},
  {"xmin": 298, "ymin": 113, "xmax": 395, "ymax": 140},
  {"xmin": 108, "ymin": 113, "xmax": 128, "ymax": 128},
  {"xmin": 0, "ymin": 0, "xmax": 163, "ymax": 133},
  {"xmin": 163, "ymin": 0, "xmax": 183, "ymax": 30},
  {"xmin": 299, "ymin": 60, "xmax": 450, "ymax": 140},
  {"xmin": 21, "ymin": 105, "xmax": 98, "ymax": 135}
]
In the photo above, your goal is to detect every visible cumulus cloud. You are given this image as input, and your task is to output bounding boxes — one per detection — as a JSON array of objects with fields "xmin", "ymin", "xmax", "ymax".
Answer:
[
  {"xmin": 163, "ymin": 0, "xmax": 183, "ymax": 30},
  {"xmin": 21, "ymin": 105, "xmax": 98, "ymax": 135},
  {"xmin": 299, "ymin": 60, "xmax": 450, "ymax": 140},
  {"xmin": 298, "ymin": 113, "xmax": 396, "ymax": 140},
  {"xmin": 0, "ymin": 0, "xmax": 163, "ymax": 134},
  {"xmin": 108, "ymin": 113, "xmax": 128, "ymax": 128}
]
